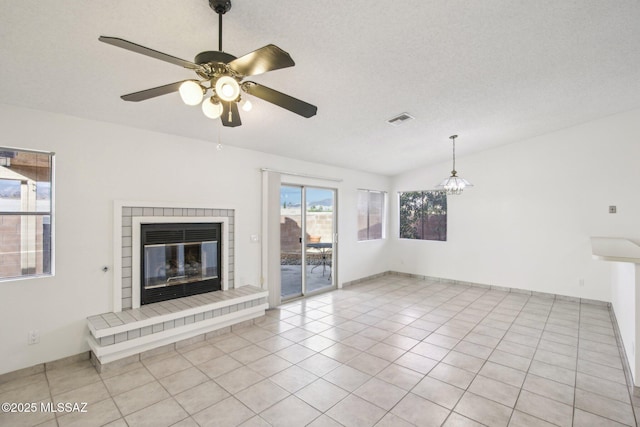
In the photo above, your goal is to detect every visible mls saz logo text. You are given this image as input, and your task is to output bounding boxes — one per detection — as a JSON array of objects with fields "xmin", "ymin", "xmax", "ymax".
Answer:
[{"xmin": 41, "ymin": 402, "xmax": 88, "ymax": 413}]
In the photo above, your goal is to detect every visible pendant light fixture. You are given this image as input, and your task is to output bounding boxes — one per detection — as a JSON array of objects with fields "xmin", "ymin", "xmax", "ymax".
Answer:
[{"xmin": 435, "ymin": 135, "xmax": 473, "ymax": 195}]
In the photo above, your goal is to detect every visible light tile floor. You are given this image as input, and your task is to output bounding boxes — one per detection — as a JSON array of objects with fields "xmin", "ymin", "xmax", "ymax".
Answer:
[{"xmin": 1, "ymin": 276, "xmax": 638, "ymax": 426}]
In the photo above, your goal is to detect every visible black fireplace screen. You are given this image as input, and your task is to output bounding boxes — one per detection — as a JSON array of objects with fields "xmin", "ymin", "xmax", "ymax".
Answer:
[{"xmin": 141, "ymin": 223, "xmax": 221, "ymax": 305}]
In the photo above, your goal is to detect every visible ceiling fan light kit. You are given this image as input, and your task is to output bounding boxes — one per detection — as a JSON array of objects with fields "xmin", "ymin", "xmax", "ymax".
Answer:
[
  {"xmin": 202, "ymin": 97, "xmax": 223, "ymax": 119},
  {"xmin": 179, "ymin": 80, "xmax": 205, "ymax": 106},
  {"xmin": 214, "ymin": 76, "xmax": 241, "ymax": 102},
  {"xmin": 99, "ymin": 0, "xmax": 317, "ymax": 128}
]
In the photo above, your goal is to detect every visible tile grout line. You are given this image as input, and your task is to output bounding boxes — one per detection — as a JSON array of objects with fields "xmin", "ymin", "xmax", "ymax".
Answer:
[
  {"xmin": 42, "ymin": 363, "xmax": 57, "ymax": 426},
  {"xmin": 501, "ymin": 292, "xmax": 545, "ymax": 427},
  {"xmin": 609, "ymin": 306, "xmax": 640, "ymax": 427},
  {"xmin": 575, "ymin": 305, "xmax": 636, "ymax": 426},
  {"xmin": 572, "ymin": 298, "xmax": 581, "ymax": 427},
  {"xmin": 481, "ymin": 291, "xmax": 547, "ymax": 426},
  {"xmin": 427, "ymin": 285, "xmax": 502, "ymax": 426}
]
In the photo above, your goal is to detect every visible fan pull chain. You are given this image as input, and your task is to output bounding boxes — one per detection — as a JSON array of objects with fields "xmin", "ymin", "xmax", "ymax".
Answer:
[{"xmin": 228, "ymin": 102, "xmax": 233, "ymax": 122}]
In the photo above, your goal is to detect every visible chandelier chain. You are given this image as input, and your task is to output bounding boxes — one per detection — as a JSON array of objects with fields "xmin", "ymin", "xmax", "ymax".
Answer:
[
  {"xmin": 452, "ymin": 136, "xmax": 456, "ymax": 173},
  {"xmin": 450, "ymin": 134, "xmax": 458, "ymax": 175}
]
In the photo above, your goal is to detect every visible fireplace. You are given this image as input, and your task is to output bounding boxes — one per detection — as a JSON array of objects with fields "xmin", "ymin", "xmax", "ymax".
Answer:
[{"xmin": 140, "ymin": 222, "xmax": 222, "ymax": 305}]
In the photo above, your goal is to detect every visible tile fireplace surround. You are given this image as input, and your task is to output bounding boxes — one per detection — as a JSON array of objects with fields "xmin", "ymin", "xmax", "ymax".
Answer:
[
  {"xmin": 85, "ymin": 202, "xmax": 268, "ymax": 367},
  {"xmin": 116, "ymin": 202, "xmax": 236, "ymax": 311}
]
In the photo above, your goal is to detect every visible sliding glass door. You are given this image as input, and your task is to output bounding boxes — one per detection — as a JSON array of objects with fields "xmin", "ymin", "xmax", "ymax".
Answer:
[
  {"xmin": 304, "ymin": 187, "xmax": 335, "ymax": 294},
  {"xmin": 280, "ymin": 185, "xmax": 303, "ymax": 298},
  {"xmin": 280, "ymin": 185, "xmax": 336, "ymax": 300}
]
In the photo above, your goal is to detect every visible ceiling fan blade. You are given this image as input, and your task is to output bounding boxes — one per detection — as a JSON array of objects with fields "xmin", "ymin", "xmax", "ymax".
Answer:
[
  {"xmin": 99, "ymin": 36, "xmax": 200, "ymax": 70},
  {"xmin": 120, "ymin": 81, "xmax": 187, "ymax": 102},
  {"xmin": 243, "ymin": 82, "xmax": 317, "ymax": 118},
  {"xmin": 228, "ymin": 45, "xmax": 295, "ymax": 77},
  {"xmin": 221, "ymin": 102, "xmax": 242, "ymax": 127}
]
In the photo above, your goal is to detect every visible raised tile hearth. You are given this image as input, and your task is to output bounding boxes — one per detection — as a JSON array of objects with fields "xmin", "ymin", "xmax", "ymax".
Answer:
[{"xmin": 87, "ymin": 286, "xmax": 268, "ymax": 365}]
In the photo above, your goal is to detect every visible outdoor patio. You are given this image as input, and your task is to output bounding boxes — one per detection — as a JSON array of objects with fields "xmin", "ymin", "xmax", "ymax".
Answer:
[{"xmin": 281, "ymin": 253, "xmax": 333, "ymax": 299}]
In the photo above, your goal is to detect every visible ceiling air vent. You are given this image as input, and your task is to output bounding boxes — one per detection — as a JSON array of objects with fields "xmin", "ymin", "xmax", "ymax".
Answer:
[{"xmin": 387, "ymin": 112, "xmax": 415, "ymax": 126}]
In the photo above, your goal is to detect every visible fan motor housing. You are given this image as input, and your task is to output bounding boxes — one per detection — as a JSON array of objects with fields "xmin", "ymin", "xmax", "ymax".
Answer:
[
  {"xmin": 209, "ymin": 0, "xmax": 231, "ymax": 14},
  {"xmin": 195, "ymin": 50, "xmax": 237, "ymax": 65}
]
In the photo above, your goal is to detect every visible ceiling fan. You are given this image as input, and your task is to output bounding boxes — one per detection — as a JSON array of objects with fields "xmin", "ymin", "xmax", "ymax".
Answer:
[{"xmin": 99, "ymin": 0, "xmax": 317, "ymax": 127}]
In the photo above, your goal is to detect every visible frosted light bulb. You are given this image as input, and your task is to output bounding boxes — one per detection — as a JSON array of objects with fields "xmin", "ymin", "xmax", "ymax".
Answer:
[
  {"xmin": 202, "ymin": 98, "xmax": 223, "ymax": 119},
  {"xmin": 215, "ymin": 76, "xmax": 240, "ymax": 102},
  {"xmin": 222, "ymin": 85, "xmax": 233, "ymax": 97},
  {"xmin": 179, "ymin": 81, "xmax": 204, "ymax": 106},
  {"xmin": 241, "ymin": 99, "xmax": 252, "ymax": 112}
]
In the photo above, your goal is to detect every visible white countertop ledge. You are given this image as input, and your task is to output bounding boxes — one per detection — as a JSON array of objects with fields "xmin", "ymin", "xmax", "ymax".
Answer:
[{"xmin": 591, "ymin": 237, "xmax": 640, "ymax": 263}]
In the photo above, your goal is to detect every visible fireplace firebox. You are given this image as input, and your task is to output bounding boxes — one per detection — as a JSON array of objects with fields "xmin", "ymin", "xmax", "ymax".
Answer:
[{"xmin": 141, "ymin": 223, "xmax": 222, "ymax": 305}]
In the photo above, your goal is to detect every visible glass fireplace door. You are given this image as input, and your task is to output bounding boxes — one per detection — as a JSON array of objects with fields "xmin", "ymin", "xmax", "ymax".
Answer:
[
  {"xmin": 140, "ymin": 222, "xmax": 221, "ymax": 305},
  {"xmin": 144, "ymin": 241, "xmax": 218, "ymax": 289}
]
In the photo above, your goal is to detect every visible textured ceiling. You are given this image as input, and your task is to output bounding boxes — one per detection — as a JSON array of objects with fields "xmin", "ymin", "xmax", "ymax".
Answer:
[{"xmin": 1, "ymin": 0, "xmax": 639, "ymax": 175}]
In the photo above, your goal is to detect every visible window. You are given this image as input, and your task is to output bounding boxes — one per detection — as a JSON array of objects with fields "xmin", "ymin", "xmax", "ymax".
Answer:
[
  {"xmin": 357, "ymin": 189, "xmax": 385, "ymax": 241},
  {"xmin": 0, "ymin": 148, "xmax": 54, "ymax": 280},
  {"xmin": 399, "ymin": 191, "xmax": 447, "ymax": 241}
]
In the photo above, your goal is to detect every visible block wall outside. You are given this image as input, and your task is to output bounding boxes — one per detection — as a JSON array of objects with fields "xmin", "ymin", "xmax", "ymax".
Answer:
[
  {"xmin": 0, "ymin": 215, "xmax": 45, "ymax": 277},
  {"xmin": 280, "ymin": 212, "xmax": 333, "ymax": 253}
]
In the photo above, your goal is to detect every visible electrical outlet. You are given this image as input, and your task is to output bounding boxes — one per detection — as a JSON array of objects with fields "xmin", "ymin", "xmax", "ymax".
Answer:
[
  {"xmin": 28, "ymin": 330, "xmax": 40, "ymax": 345},
  {"xmin": 578, "ymin": 278, "xmax": 584, "ymax": 287},
  {"xmin": 609, "ymin": 205, "xmax": 617, "ymax": 214}
]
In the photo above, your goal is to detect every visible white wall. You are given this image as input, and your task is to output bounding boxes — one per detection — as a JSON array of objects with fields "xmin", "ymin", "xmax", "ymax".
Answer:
[
  {"xmin": 0, "ymin": 104, "xmax": 390, "ymax": 375},
  {"xmin": 390, "ymin": 108, "xmax": 640, "ymax": 302},
  {"xmin": 610, "ymin": 262, "xmax": 637, "ymax": 382}
]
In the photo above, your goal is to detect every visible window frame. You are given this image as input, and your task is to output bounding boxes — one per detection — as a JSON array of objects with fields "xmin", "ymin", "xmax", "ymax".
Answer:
[
  {"xmin": 357, "ymin": 189, "xmax": 386, "ymax": 242},
  {"xmin": 397, "ymin": 190, "xmax": 447, "ymax": 242},
  {"xmin": 0, "ymin": 147, "xmax": 55, "ymax": 282}
]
